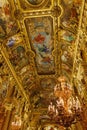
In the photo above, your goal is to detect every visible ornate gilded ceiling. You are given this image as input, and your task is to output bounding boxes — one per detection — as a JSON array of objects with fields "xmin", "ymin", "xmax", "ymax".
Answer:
[{"xmin": 0, "ymin": 0, "xmax": 87, "ymax": 130}]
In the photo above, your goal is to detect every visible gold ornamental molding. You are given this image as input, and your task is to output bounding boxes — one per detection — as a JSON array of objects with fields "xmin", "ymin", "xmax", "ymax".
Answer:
[
  {"xmin": 0, "ymin": 44, "xmax": 29, "ymax": 102},
  {"xmin": 17, "ymin": 0, "xmax": 51, "ymax": 11},
  {"xmin": 71, "ymin": 0, "xmax": 85, "ymax": 82}
]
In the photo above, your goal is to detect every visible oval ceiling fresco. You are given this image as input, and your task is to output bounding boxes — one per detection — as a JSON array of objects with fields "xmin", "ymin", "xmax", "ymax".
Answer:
[{"xmin": 27, "ymin": 0, "xmax": 43, "ymax": 5}]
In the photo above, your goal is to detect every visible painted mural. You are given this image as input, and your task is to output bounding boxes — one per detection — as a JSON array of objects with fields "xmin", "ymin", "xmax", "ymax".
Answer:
[
  {"xmin": 0, "ymin": 56, "xmax": 15, "ymax": 106},
  {"xmin": 25, "ymin": 17, "xmax": 55, "ymax": 74},
  {"xmin": 58, "ymin": 28, "xmax": 75, "ymax": 75},
  {"xmin": 59, "ymin": 0, "xmax": 82, "ymax": 77},
  {"xmin": 0, "ymin": 0, "xmax": 18, "ymax": 39},
  {"xmin": 58, "ymin": 28, "xmax": 75, "ymax": 76},
  {"xmin": 61, "ymin": 0, "xmax": 82, "ymax": 31},
  {"xmin": 0, "ymin": 62, "xmax": 8, "ymax": 103},
  {"xmin": 6, "ymin": 35, "xmax": 27, "ymax": 69},
  {"xmin": 30, "ymin": 78, "xmax": 56, "ymax": 109},
  {"xmin": 59, "ymin": 30, "xmax": 75, "ymax": 43},
  {"xmin": 0, "ymin": 75, "xmax": 8, "ymax": 103},
  {"xmin": 40, "ymin": 78, "xmax": 56, "ymax": 89},
  {"xmin": 7, "ymin": 35, "xmax": 29, "ymax": 69},
  {"xmin": 60, "ymin": 41, "xmax": 74, "ymax": 75},
  {"xmin": 21, "ymin": 66, "xmax": 35, "ymax": 88},
  {"xmin": 6, "ymin": 34, "xmax": 23, "ymax": 47},
  {"xmin": 6, "ymin": 33, "xmax": 35, "ymax": 89},
  {"xmin": 10, "ymin": 46, "xmax": 29, "ymax": 70}
]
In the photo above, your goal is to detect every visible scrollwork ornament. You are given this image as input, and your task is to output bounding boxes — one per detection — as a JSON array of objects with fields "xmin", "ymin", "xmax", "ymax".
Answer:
[
  {"xmin": 51, "ymin": 6, "xmax": 61, "ymax": 17},
  {"xmin": 14, "ymin": 9, "xmax": 23, "ymax": 20},
  {"xmin": 4, "ymin": 101, "xmax": 13, "ymax": 111}
]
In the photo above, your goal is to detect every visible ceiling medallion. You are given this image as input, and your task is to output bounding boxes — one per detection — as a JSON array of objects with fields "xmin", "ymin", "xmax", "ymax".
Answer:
[
  {"xmin": 27, "ymin": 0, "xmax": 43, "ymax": 5},
  {"xmin": 52, "ymin": 5, "xmax": 62, "ymax": 17}
]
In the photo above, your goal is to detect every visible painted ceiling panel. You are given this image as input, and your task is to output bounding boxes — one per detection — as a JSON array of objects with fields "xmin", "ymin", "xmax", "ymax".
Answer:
[
  {"xmin": 0, "ymin": 0, "xmax": 18, "ymax": 40},
  {"xmin": 60, "ymin": 0, "xmax": 82, "ymax": 31},
  {"xmin": 25, "ymin": 17, "xmax": 55, "ymax": 74},
  {"xmin": 58, "ymin": 0, "xmax": 83, "ymax": 79},
  {"xmin": 6, "ymin": 33, "xmax": 35, "ymax": 90}
]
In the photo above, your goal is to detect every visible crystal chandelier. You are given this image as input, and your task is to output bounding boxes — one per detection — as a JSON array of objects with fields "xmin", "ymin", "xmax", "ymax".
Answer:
[
  {"xmin": 11, "ymin": 115, "xmax": 22, "ymax": 129},
  {"xmin": 48, "ymin": 76, "xmax": 82, "ymax": 128}
]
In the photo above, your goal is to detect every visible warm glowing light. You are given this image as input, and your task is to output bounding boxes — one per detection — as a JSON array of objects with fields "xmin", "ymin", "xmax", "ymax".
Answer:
[{"xmin": 47, "ymin": 76, "xmax": 82, "ymax": 127}]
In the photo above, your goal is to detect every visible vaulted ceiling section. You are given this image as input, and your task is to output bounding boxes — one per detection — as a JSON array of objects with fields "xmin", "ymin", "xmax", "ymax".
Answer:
[{"xmin": 0, "ymin": 0, "xmax": 87, "ymax": 130}]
